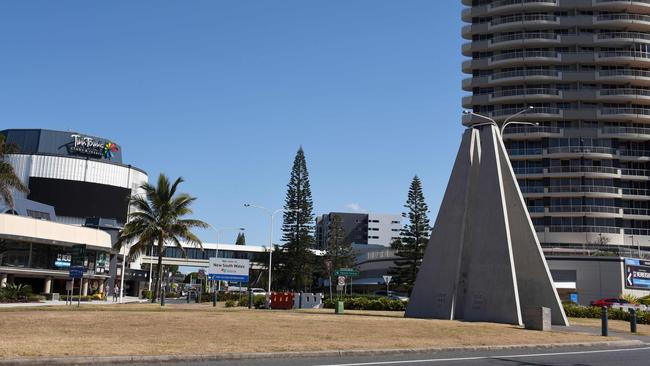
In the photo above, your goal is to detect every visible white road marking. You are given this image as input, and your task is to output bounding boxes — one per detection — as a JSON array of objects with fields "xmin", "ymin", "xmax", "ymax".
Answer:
[{"xmin": 314, "ymin": 346, "xmax": 650, "ymax": 366}]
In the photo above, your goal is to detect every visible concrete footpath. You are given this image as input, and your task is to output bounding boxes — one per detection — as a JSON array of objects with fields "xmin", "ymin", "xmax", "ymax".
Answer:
[
  {"xmin": 0, "ymin": 340, "xmax": 644, "ymax": 366},
  {"xmin": 0, "ymin": 296, "xmax": 146, "ymax": 308}
]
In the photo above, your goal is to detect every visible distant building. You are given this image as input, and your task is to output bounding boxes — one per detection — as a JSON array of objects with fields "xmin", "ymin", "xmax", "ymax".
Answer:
[{"xmin": 315, "ymin": 212, "xmax": 401, "ymax": 249}]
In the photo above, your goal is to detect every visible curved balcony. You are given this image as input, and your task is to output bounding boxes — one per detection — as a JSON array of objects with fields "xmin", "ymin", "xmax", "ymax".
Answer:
[
  {"xmin": 502, "ymin": 126, "xmax": 563, "ymax": 139},
  {"xmin": 598, "ymin": 107, "xmax": 650, "ymax": 120},
  {"xmin": 547, "ymin": 185, "xmax": 621, "ymax": 197},
  {"xmin": 618, "ymin": 149, "xmax": 650, "ymax": 161},
  {"xmin": 622, "ymin": 187, "xmax": 650, "ymax": 198},
  {"xmin": 623, "ymin": 207, "xmax": 650, "ymax": 216},
  {"xmin": 507, "ymin": 147, "xmax": 544, "ymax": 157},
  {"xmin": 512, "ymin": 167, "xmax": 545, "ymax": 176},
  {"xmin": 594, "ymin": 13, "xmax": 650, "ymax": 30},
  {"xmin": 546, "ymin": 146, "xmax": 616, "ymax": 158},
  {"xmin": 489, "ymin": 51, "xmax": 560, "ymax": 66},
  {"xmin": 596, "ymin": 50, "xmax": 650, "ymax": 66},
  {"xmin": 548, "ymin": 205, "xmax": 622, "ymax": 216},
  {"xmin": 594, "ymin": 1, "xmax": 650, "ymax": 13},
  {"xmin": 597, "ymin": 69, "xmax": 650, "ymax": 86},
  {"xmin": 490, "ymin": 32, "xmax": 559, "ymax": 46},
  {"xmin": 595, "ymin": 32, "xmax": 650, "ymax": 46},
  {"xmin": 546, "ymin": 165, "xmax": 620, "ymax": 178},
  {"xmin": 596, "ymin": 88, "xmax": 650, "ymax": 103},
  {"xmin": 489, "ymin": 14, "xmax": 558, "ymax": 31},
  {"xmin": 621, "ymin": 167, "xmax": 650, "ymax": 179},
  {"xmin": 548, "ymin": 225, "xmax": 621, "ymax": 234},
  {"xmin": 489, "ymin": 88, "xmax": 562, "ymax": 102},
  {"xmin": 600, "ymin": 126, "xmax": 650, "ymax": 140},
  {"xmin": 489, "ymin": 0, "xmax": 558, "ymax": 13}
]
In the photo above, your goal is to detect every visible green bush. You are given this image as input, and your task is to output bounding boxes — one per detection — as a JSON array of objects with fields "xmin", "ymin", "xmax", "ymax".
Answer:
[
  {"xmin": 27, "ymin": 294, "xmax": 45, "ymax": 302},
  {"xmin": 141, "ymin": 290, "xmax": 153, "ymax": 300},
  {"xmin": 225, "ymin": 300, "xmax": 237, "ymax": 308},
  {"xmin": 562, "ymin": 302, "xmax": 650, "ymax": 325},
  {"xmin": 323, "ymin": 296, "xmax": 406, "ymax": 311},
  {"xmin": 164, "ymin": 292, "xmax": 180, "ymax": 298},
  {"xmin": 0, "ymin": 283, "xmax": 33, "ymax": 302},
  {"xmin": 237, "ymin": 295, "xmax": 267, "ymax": 308},
  {"xmin": 639, "ymin": 295, "xmax": 650, "ymax": 306}
]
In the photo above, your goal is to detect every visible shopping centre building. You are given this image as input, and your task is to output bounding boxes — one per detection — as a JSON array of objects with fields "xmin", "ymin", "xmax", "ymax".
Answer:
[{"xmin": 0, "ymin": 129, "xmax": 148, "ymax": 296}]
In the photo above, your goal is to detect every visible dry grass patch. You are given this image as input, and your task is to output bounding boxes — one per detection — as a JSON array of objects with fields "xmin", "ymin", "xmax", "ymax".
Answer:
[
  {"xmin": 569, "ymin": 317, "xmax": 650, "ymax": 336},
  {"xmin": 0, "ymin": 304, "xmax": 609, "ymax": 359}
]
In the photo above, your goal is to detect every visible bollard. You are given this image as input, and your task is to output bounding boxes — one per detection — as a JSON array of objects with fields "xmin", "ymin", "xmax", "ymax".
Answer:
[
  {"xmin": 161, "ymin": 289, "xmax": 166, "ymax": 307},
  {"xmin": 601, "ymin": 306, "xmax": 608, "ymax": 336},
  {"xmin": 213, "ymin": 290, "xmax": 217, "ymax": 307},
  {"xmin": 187, "ymin": 291, "xmax": 190, "ymax": 304},
  {"xmin": 630, "ymin": 308, "xmax": 637, "ymax": 333},
  {"xmin": 196, "ymin": 291, "xmax": 200, "ymax": 303},
  {"xmin": 248, "ymin": 288, "xmax": 253, "ymax": 309}
]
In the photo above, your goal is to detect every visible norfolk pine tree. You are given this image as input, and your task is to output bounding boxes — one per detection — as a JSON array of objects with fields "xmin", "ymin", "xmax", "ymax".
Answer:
[
  {"xmin": 325, "ymin": 214, "xmax": 356, "ymax": 271},
  {"xmin": 390, "ymin": 175, "xmax": 431, "ymax": 294}
]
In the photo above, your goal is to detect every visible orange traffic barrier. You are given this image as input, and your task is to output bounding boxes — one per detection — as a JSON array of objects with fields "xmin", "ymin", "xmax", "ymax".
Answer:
[{"xmin": 270, "ymin": 292, "xmax": 294, "ymax": 310}]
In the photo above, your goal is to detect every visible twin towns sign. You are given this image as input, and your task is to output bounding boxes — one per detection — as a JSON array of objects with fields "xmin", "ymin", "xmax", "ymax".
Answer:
[{"xmin": 69, "ymin": 134, "xmax": 119, "ymax": 160}]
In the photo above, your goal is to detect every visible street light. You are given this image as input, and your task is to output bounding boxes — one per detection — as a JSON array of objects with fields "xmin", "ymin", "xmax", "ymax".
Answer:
[
  {"xmin": 463, "ymin": 106, "xmax": 538, "ymax": 135},
  {"xmin": 244, "ymin": 203, "xmax": 301, "ymax": 306}
]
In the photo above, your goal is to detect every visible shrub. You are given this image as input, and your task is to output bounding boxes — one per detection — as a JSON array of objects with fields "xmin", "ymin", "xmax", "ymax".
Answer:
[
  {"xmin": 237, "ymin": 295, "xmax": 267, "ymax": 308},
  {"xmin": 27, "ymin": 294, "xmax": 45, "ymax": 302},
  {"xmin": 164, "ymin": 292, "xmax": 180, "ymax": 298},
  {"xmin": 0, "ymin": 283, "xmax": 33, "ymax": 302},
  {"xmin": 562, "ymin": 302, "xmax": 650, "ymax": 325},
  {"xmin": 640, "ymin": 295, "xmax": 650, "ymax": 306},
  {"xmin": 225, "ymin": 300, "xmax": 237, "ymax": 308},
  {"xmin": 323, "ymin": 296, "xmax": 407, "ymax": 311},
  {"xmin": 141, "ymin": 290, "xmax": 153, "ymax": 300},
  {"xmin": 621, "ymin": 293, "xmax": 640, "ymax": 305}
]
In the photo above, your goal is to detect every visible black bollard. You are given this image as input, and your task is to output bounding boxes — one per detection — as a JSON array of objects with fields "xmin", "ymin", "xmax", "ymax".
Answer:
[
  {"xmin": 601, "ymin": 306, "xmax": 608, "ymax": 336},
  {"xmin": 161, "ymin": 289, "xmax": 166, "ymax": 307},
  {"xmin": 187, "ymin": 291, "xmax": 190, "ymax": 304},
  {"xmin": 196, "ymin": 291, "xmax": 200, "ymax": 303},
  {"xmin": 248, "ymin": 288, "xmax": 253, "ymax": 309},
  {"xmin": 630, "ymin": 308, "xmax": 637, "ymax": 333},
  {"xmin": 213, "ymin": 290, "xmax": 217, "ymax": 307}
]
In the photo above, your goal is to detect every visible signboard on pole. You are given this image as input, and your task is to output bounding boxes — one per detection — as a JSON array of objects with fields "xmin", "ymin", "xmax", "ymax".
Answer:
[
  {"xmin": 334, "ymin": 268, "xmax": 359, "ymax": 277},
  {"xmin": 207, "ymin": 258, "xmax": 250, "ymax": 282},
  {"xmin": 71, "ymin": 244, "xmax": 87, "ymax": 267},
  {"xmin": 69, "ymin": 265, "xmax": 84, "ymax": 279},
  {"xmin": 382, "ymin": 275, "xmax": 392, "ymax": 285},
  {"xmin": 624, "ymin": 258, "xmax": 650, "ymax": 289},
  {"xmin": 337, "ymin": 276, "xmax": 346, "ymax": 286},
  {"xmin": 324, "ymin": 259, "xmax": 333, "ymax": 273}
]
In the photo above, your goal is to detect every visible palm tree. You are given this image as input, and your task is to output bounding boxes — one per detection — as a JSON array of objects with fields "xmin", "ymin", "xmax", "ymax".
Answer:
[
  {"xmin": 116, "ymin": 174, "xmax": 208, "ymax": 302},
  {"xmin": 0, "ymin": 134, "xmax": 29, "ymax": 211}
]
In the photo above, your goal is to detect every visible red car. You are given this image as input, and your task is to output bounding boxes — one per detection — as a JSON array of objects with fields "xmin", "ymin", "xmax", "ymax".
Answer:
[{"xmin": 590, "ymin": 298, "xmax": 632, "ymax": 307}]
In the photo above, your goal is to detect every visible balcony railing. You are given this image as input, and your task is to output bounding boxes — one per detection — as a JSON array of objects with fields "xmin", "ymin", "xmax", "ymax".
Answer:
[
  {"xmin": 622, "ymin": 187, "xmax": 650, "ymax": 196},
  {"xmin": 547, "ymin": 166, "xmax": 619, "ymax": 174},
  {"xmin": 599, "ymin": 69, "xmax": 650, "ymax": 78},
  {"xmin": 603, "ymin": 126, "xmax": 650, "ymax": 135},
  {"xmin": 597, "ymin": 32, "xmax": 650, "ymax": 41},
  {"xmin": 493, "ymin": 107, "xmax": 560, "ymax": 116},
  {"xmin": 619, "ymin": 149, "xmax": 650, "ymax": 157},
  {"xmin": 520, "ymin": 186, "xmax": 545, "ymax": 193},
  {"xmin": 598, "ymin": 50, "xmax": 650, "ymax": 59},
  {"xmin": 528, "ymin": 206, "xmax": 545, "ymax": 213},
  {"xmin": 548, "ymin": 205, "xmax": 620, "ymax": 214},
  {"xmin": 548, "ymin": 185, "xmax": 619, "ymax": 194},
  {"xmin": 599, "ymin": 88, "xmax": 650, "ymax": 97},
  {"xmin": 491, "ymin": 51, "xmax": 558, "ymax": 62},
  {"xmin": 547, "ymin": 146, "xmax": 616, "ymax": 154},
  {"xmin": 503, "ymin": 126, "xmax": 562, "ymax": 134},
  {"xmin": 549, "ymin": 225, "xmax": 620, "ymax": 234},
  {"xmin": 490, "ymin": 14, "xmax": 557, "ymax": 26},
  {"xmin": 623, "ymin": 208, "xmax": 650, "ymax": 216},
  {"xmin": 491, "ymin": 69, "xmax": 559, "ymax": 80},
  {"xmin": 507, "ymin": 148, "xmax": 543, "ymax": 155},
  {"xmin": 596, "ymin": 13, "xmax": 650, "ymax": 23},
  {"xmin": 492, "ymin": 0, "xmax": 557, "ymax": 8},
  {"xmin": 491, "ymin": 32, "xmax": 558, "ymax": 44},
  {"xmin": 513, "ymin": 167, "xmax": 544, "ymax": 174},
  {"xmin": 600, "ymin": 107, "xmax": 650, "ymax": 116},
  {"xmin": 621, "ymin": 168, "xmax": 650, "ymax": 176},
  {"xmin": 625, "ymin": 228, "xmax": 650, "ymax": 236},
  {"xmin": 491, "ymin": 88, "xmax": 560, "ymax": 98},
  {"xmin": 595, "ymin": 0, "xmax": 650, "ymax": 5}
]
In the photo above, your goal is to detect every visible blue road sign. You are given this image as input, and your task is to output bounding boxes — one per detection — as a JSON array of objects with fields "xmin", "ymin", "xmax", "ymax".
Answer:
[
  {"xmin": 69, "ymin": 265, "xmax": 85, "ymax": 279},
  {"xmin": 207, "ymin": 274, "xmax": 249, "ymax": 282}
]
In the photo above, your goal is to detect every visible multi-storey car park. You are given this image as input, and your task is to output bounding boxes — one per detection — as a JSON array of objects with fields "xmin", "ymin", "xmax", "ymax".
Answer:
[{"xmin": 461, "ymin": 0, "xmax": 650, "ymax": 256}]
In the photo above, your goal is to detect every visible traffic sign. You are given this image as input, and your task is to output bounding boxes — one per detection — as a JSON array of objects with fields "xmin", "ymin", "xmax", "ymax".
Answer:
[
  {"xmin": 334, "ymin": 268, "xmax": 359, "ymax": 277},
  {"xmin": 382, "ymin": 275, "xmax": 392, "ymax": 285},
  {"xmin": 337, "ymin": 276, "xmax": 346, "ymax": 286},
  {"xmin": 69, "ymin": 265, "xmax": 84, "ymax": 279}
]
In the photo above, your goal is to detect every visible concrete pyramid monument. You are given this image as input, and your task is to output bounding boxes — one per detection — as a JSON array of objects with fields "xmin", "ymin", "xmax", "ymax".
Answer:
[{"xmin": 405, "ymin": 125, "xmax": 568, "ymax": 326}]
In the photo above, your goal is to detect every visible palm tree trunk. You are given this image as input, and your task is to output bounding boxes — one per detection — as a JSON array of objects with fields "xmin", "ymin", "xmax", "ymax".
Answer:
[{"xmin": 152, "ymin": 237, "xmax": 164, "ymax": 303}]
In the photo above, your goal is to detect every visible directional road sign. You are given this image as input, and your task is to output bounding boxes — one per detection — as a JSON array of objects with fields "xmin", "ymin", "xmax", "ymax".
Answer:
[{"xmin": 334, "ymin": 268, "xmax": 359, "ymax": 277}]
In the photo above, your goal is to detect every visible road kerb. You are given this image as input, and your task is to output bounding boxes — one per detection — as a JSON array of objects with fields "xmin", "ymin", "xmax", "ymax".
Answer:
[{"xmin": 0, "ymin": 340, "xmax": 644, "ymax": 366}]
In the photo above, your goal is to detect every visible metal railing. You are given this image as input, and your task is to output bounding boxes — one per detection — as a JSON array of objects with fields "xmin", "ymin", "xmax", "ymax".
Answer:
[
  {"xmin": 507, "ymin": 148, "xmax": 543, "ymax": 155},
  {"xmin": 549, "ymin": 225, "xmax": 620, "ymax": 234},
  {"xmin": 520, "ymin": 186, "xmax": 545, "ymax": 193},
  {"xmin": 598, "ymin": 50, "xmax": 650, "ymax": 59},
  {"xmin": 623, "ymin": 208, "xmax": 650, "ymax": 216},
  {"xmin": 491, "ymin": 32, "xmax": 558, "ymax": 44},
  {"xmin": 619, "ymin": 149, "xmax": 650, "ymax": 157},
  {"xmin": 547, "ymin": 166, "xmax": 619, "ymax": 174},
  {"xmin": 622, "ymin": 188, "xmax": 650, "ymax": 196},
  {"xmin": 596, "ymin": 13, "xmax": 650, "ymax": 23},
  {"xmin": 597, "ymin": 32, "xmax": 650, "ymax": 41},
  {"xmin": 547, "ymin": 146, "xmax": 615, "ymax": 154},
  {"xmin": 513, "ymin": 167, "xmax": 544, "ymax": 174},
  {"xmin": 599, "ymin": 69, "xmax": 650, "ymax": 78},
  {"xmin": 503, "ymin": 126, "xmax": 562, "ymax": 134},
  {"xmin": 598, "ymin": 88, "xmax": 650, "ymax": 97},
  {"xmin": 492, "ymin": 88, "xmax": 560, "ymax": 98},
  {"xmin": 600, "ymin": 107, "xmax": 650, "ymax": 116},
  {"xmin": 490, "ymin": 14, "xmax": 557, "ymax": 26},
  {"xmin": 492, "ymin": 0, "xmax": 557, "ymax": 8},
  {"xmin": 493, "ymin": 107, "xmax": 560, "ymax": 116},
  {"xmin": 547, "ymin": 185, "xmax": 619, "ymax": 194},
  {"xmin": 595, "ymin": 0, "xmax": 650, "ymax": 5},
  {"xmin": 603, "ymin": 126, "xmax": 650, "ymax": 135},
  {"xmin": 621, "ymin": 168, "xmax": 650, "ymax": 176},
  {"xmin": 491, "ymin": 51, "xmax": 559, "ymax": 62},
  {"xmin": 548, "ymin": 205, "xmax": 620, "ymax": 214},
  {"xmin": 491, "ymin": 69, "xmax": 559, "ymax": 80}
]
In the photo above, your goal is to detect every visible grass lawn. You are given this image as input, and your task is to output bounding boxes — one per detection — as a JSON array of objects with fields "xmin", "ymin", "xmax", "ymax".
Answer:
[
  {"xmin": 569, "ymin": 317, "xmax": 650, "ymax": 336},
  {"xmin": 0, "ymin": 304, "xmax": 612, "ymax": 359}
]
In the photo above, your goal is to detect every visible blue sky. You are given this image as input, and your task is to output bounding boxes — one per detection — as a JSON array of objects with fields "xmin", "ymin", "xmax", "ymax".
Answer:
[{"xmin": 0, "ymin": 1, "xmax": 465, "ymax": 246}]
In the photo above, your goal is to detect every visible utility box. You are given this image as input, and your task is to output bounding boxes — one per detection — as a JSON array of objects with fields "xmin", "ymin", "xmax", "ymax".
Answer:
[
  {"xmin": 335, "ymin": 301, "xmax": 344, "ymax": 314},
  {"xmin": 524, "ymin": 307, "xmax": 551, "ymax": 331}
]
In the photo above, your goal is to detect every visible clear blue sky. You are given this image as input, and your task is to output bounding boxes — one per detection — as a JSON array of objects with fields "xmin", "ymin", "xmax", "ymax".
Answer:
[{"xmin": 0, "ymin": 1, "xmax": 465, "ymax": 246}]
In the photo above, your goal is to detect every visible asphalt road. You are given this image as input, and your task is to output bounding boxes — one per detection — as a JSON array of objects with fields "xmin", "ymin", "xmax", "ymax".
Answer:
[{"xmin": 124, "ymin": 345, "xmax": 650, "ymax": 366}]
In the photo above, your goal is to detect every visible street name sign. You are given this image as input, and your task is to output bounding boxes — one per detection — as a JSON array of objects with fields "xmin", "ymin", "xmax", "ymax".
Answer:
[
  {"xmin": 334, "ymin": 268, "xmax": 359, "ymax": 277},
  {"xmin": 207, "ymin": 258, "xmax": 250, "ymax": 282}
]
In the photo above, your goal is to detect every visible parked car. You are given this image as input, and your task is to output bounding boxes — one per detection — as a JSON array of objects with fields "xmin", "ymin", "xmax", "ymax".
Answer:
[
  {"xmin": 374, "ymin": 290, "xmax": 409, "ymax": 302},
  {"xmin": 590, "ymin": 298, "xmax": 636, "ymax": 308}
]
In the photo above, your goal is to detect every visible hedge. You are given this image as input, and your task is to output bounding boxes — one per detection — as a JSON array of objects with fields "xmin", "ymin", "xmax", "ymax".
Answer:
[
  {"xmin": 563, "ymin": 302, "xmax": 650, "ymax": 325},
  {"xmin": 323, "ymin": 296, "xmax": 407, "ymax": 311}
]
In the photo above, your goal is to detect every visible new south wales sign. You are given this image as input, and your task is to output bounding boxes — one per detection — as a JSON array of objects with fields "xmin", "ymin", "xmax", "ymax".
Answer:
[{"xmin": 207, "ymin": 258, "xmax": 250, "ymax": 282}]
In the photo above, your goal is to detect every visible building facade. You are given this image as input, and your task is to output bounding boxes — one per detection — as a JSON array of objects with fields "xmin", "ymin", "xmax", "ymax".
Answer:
[
  {"xmin": 315, "ymin": 212, "xmax": 401, "ymax": 249},
  {"xmin": 462, "ymin": 0, "xmax": 650, "ymax": 254},
  {"xmin": 1, "ymin": 129, "xmax": 148, "ymax": 226},
  {"xmin": 0, "ymin": 129, "xmax": 148, "ymax": 296}
]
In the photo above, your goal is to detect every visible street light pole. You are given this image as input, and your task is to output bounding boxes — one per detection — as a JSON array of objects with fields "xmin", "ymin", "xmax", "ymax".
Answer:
[
  {"xmin": 244, "ymin": 204, "xmax": 301, "ymax": 307},
  {"xmin": 463, "ymin": 106, "xmax": 537, "ymax": 136}
]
